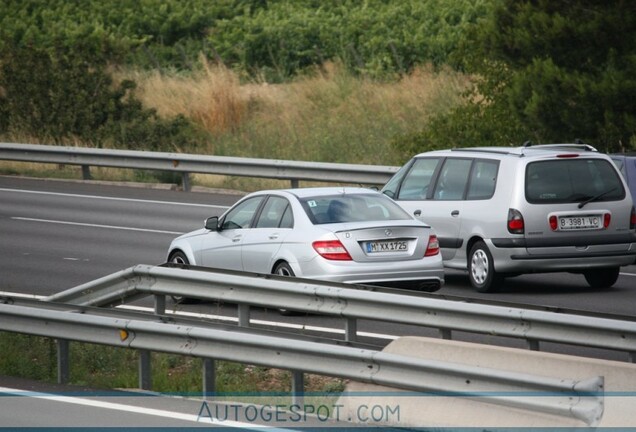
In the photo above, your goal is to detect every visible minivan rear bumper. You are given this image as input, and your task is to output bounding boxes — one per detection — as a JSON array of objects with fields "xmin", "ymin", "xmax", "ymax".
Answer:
[
  {"xmin": 491, "ymin": 232, "xmax": 636, "ymax": 249},
  {"xmin": 487, "ymin": 238, "xmax": 636, "ymax": 272}
]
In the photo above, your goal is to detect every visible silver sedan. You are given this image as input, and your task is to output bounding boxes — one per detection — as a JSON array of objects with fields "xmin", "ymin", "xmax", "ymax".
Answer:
[{"xmin": 167, "ymin": 187, "xmax": 444, "ymax": 291}]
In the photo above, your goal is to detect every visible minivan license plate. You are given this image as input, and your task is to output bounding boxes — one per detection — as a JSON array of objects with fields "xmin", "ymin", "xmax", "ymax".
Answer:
[
  {"xmin": 366, "ymin": 240, "xmax": 408, "ymax": 253},
  {"xmin": 558, "ymin": 215, "xmax": 602, "ymax": 230}
]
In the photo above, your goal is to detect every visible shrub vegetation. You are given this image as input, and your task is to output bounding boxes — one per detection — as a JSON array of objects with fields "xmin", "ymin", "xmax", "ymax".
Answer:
[{"xmin": 0, "ymin": 0, "xmax": 634, "ymax": 160}]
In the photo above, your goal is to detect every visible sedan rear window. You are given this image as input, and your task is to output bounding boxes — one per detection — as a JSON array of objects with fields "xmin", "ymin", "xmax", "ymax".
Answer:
[
  {"xmin": 300, "ymin": 194, "xmax": 412, "ymax": 224},
  {"xmin": 525, "ymin": 158, "xmax": 625, "ymax": 204}
]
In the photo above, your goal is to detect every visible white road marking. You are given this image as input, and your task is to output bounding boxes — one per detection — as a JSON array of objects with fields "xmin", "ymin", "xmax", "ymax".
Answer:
[
  {"xmin": 0, "ymin": 386, "xmax": 285, "ymax": 429},
  {"xmin": 0, "ymin": 187, "xmax": 230, "ymax": 209},
  {"xmin": 11, "ymin": 217, "xmax": 184, "ymax": 235},
  {"xmin": 620, "ymin": 272, "xmax": 636, "ymax": 277}
]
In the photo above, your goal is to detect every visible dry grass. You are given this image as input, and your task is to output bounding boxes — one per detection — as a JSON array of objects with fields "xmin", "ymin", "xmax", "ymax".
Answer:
[
  {"xmin": 126, "ymin": 57, "xmax": 248, "ymax": 138},
  {"xmin": 2, "ymin": 61, "xmax": 470, "ymax": 190},
  {"xmin": 120, "ymin": 59, "xmax": 470, "ymax": 165}
]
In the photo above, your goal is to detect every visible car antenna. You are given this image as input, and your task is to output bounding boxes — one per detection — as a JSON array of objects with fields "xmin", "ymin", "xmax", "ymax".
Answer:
[{"xmin": 521, "ymin": 140, "xmax": 533, "ymax": 157}]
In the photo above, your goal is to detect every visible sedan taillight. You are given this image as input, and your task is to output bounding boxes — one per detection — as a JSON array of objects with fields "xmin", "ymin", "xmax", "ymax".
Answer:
[
  {"xmin": 631, "ymin": 207, "xmax": 636, "ymax": 230},
  {"xmin": 424, "ymin": 235, "xmax": 440, "ymax": 257},
  {"xmin": 313, "ymin": 240, "xmax": 352, "ymax": 261}
]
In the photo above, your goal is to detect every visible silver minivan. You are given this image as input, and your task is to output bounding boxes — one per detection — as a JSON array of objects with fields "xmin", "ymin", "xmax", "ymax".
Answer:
[{"xmin": 382, "ymin": 144, "xmax": 636, "ymax": 292}]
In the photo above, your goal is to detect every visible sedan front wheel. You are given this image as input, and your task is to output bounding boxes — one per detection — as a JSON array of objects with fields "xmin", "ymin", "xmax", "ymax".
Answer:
[{"xmin": 168, "ymin": 251, "xmax": 198, "ymax": 304}]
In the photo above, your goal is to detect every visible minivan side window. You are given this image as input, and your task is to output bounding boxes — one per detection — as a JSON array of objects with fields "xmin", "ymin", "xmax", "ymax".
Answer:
[
  {"xmin": 395, "ymin": 158, "xmax": 441, "ymax": 200},
  {"xmin": 466, "ymin": 160, "xmax": 499, "ymax": 200},
  {"xmin": 432, "ymin": 158, "xmax": 472, "ymax": 200}
]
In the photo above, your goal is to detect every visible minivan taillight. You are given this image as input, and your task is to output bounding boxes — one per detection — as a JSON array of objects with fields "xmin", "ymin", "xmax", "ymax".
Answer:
[
  {"xmin": 425, "ymin": 235, "xmax": 440, "ymax": 257},
  {"xmin": 631, "ymin": 207, "xmax": 636, "ymax": 230},
  {"xmin": 507, "ymin": 208, "xmax": 524, "ymax": 234},
  {"xmin": 604, "ymin": 213, "xmax": 611, "ymax": 229},
  {"xmin": 313, "ymin": 240, "xmax": 352, "ymax": 261}
]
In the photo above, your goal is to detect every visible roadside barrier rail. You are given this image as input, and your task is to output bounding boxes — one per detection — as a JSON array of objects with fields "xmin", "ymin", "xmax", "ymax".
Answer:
[
  {"xmin": 47, "ymin": 264, "xmax": 636, "ymax": 362},
  {"xmin": 0, "ymin": 143, "xmax": 398, "ymax": 190},
  {"xmin": 0, "ymin": 298, "xmax": 604, "ymax": 426}
]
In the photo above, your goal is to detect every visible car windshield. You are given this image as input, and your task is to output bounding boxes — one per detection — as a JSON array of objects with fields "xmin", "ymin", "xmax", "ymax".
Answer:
[
  {"xmin": 525, "ymin": 158, "xmax": 625, "ymax": 204},
  {"xmin": 300, "ymin": 193, "xmax": 412, "ymax": 224}
]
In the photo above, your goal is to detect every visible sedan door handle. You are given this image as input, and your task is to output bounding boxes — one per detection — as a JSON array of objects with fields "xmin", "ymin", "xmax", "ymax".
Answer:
[
  {"xmin": 269, "ymin": 234, "xmax": 279, "ymax": 240},
  {"xmin": 451, "ymin": 210, "xmax": 460, "ymax": 217},
  {"xmin": 232, "ymin": 235, "xmax": 242, "ymax": 242}
]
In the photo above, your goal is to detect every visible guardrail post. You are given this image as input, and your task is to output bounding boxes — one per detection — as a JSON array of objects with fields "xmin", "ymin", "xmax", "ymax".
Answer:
[
  {"xmin": 527, "ymin": 339, "xmax": 540, "ymax": 351},
  {"xmin": 291, "ymin": 179, "xmax": 299, "ymax": 188},
  {"xmin": 439, "ymin": 329, "xmax": 452, "ymax": 340},
  {"xmin": 154, "ymin": 295, "xmax": 166, "ymax": 315},
  {"xmin": 57, "ymin": 339, "xmax": 70, "ymax": 384},
  {"xmin": 181, "ymin": 172, "xmax": 191, "ymax": 192},
  {"xmin": 81, "ymin": 165, "xmax": 91, "ymax": 180},
  {"xmin": 202, "ymin": 358, "xmax": 216, "ymax": 399},
  {"xmin": 291, "ymin": 371, "xmax": 304, "ymax": 407},
  {"xmin": 345, "ymin": 318, "xmax": 357, "ymax": 342},
  {"xmin": 139, "ymin": 350, "xmax": 152, "ymax": 390},
  {"xmin": 238, "ymin": 304, "xmax": 250, "ymax": 327}
]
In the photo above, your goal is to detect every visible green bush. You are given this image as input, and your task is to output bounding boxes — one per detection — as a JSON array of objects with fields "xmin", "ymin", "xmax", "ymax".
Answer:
[
  {"xmin": 0, "ymin": 43, "xmax": 204, "ymax": 150},
  {"xmin": 210, "ymin": 0, "xmax": 491, "ymax": 79},
  {"xmin": 0, "ymin": 0, "xmax": 491, "ymax": 78}
]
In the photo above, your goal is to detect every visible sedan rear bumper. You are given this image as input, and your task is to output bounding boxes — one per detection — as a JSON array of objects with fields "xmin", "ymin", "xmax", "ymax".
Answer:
[{"xmin": 298, "ymin": 256, "xmax": 445, "ymax": 288}]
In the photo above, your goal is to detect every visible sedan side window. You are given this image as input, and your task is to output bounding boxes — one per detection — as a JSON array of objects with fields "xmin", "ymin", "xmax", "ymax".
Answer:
[
  {"xmin": 255, "ymin": 196, "xmax": 293, "ymax": 228},
  {"xmin": 221, "ymin": 197, "xmax": 263, "ymax": 230}
]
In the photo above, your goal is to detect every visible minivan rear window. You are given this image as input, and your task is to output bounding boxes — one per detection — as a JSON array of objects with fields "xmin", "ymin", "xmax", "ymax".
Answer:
[{"xmin": 525, "ymin": 158, "xmax": 625, "ymax": 204}]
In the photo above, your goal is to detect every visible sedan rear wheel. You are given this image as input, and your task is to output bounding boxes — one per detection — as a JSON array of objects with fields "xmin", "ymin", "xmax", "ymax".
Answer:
[
  {"xmin": 274, "ymin": 262, "xmax": 295, "ymax": 277},
  {"xmin": 273, "ymin": 262, "xmax": 298, "ymax": 315},
  {"xmin": 584, "ymin": 267, "xmax": 620, "ymax": 288},
  {"xmin": 468, "ymin": 241, "xmax": 503, "ymax": 293}
]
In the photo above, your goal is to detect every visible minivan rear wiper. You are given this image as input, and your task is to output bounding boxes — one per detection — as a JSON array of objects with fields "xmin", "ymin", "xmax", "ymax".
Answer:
[{"xmin": 578, "ymin": 187, "xmax": 618, "ymax": 209}]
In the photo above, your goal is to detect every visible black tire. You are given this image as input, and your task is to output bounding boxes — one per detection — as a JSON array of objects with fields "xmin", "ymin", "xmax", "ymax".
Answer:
[
  {"xmin": 169, "ymin": 250, "xmax": 189, "ymax": 267},
  {"xmin": 468, "ymin": 241, "xmax": 503, "ymax": 293},
  {"xmin": 584, "ymin": 267, "xmax": 620, "ymax": 289},
  {"xmin": 168, "ymin": 251, "xmax": 199, "ymax": 304},
  {"xmin": 273, "ymin": 262, "xmax": 298, "ymax": 315}
]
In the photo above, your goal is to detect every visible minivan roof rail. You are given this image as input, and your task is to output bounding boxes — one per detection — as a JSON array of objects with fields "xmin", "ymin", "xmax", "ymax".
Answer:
[
  {"xmin": 449, "ymin": 147, "xmax": 516, "ymax": 156},
  {"xmin": 526, "ymin": 143, "xmax": 598, "ymax": 152}
]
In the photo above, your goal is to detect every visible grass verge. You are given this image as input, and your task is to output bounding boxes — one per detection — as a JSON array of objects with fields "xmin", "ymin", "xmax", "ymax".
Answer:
[{"xmin": 0, "ymin": 332, "xmax": 346, "ymax": 397}]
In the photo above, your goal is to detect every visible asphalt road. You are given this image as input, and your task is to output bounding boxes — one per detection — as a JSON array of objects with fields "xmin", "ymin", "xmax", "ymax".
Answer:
[
  {"xmin": 2, "ymin": 175, "xmax": 635, "ymax": 314},
  {"xmin": 2, "ymin": 174, "xmax": 636, "ymax": 426}
]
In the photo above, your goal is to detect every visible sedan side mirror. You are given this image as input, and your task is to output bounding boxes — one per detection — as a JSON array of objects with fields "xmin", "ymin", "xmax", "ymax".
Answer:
[{"xmin": 205, "ymin": 216, "xmax": 220, "ymax": 231}]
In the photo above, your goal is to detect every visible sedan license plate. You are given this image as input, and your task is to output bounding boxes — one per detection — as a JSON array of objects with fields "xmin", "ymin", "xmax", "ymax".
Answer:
[
  {"xmin": 366, "ymin": 240, "xmax": 408, "ymax": 253},
  {"xmin": 558, "ymin": 215, "xmax": 602, "ymax": 231}
]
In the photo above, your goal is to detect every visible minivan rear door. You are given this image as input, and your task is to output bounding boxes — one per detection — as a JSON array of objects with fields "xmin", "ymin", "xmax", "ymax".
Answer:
[{"xmin": 522, "ymin": 156, "xmax": 631, "ymax": 255}]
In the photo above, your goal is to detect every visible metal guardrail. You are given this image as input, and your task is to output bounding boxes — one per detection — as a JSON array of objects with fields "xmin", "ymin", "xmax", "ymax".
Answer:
[
  {"xmin": 0, "ymin": 298, "xmax": 604, "ymax": 426},
  {"xmin": 0, "ymin": 143, "xmax": 398, "ymax": 190},
  {"xmin": 47, "ymin": 264, "xmax": 636, "ymax": 362}
]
